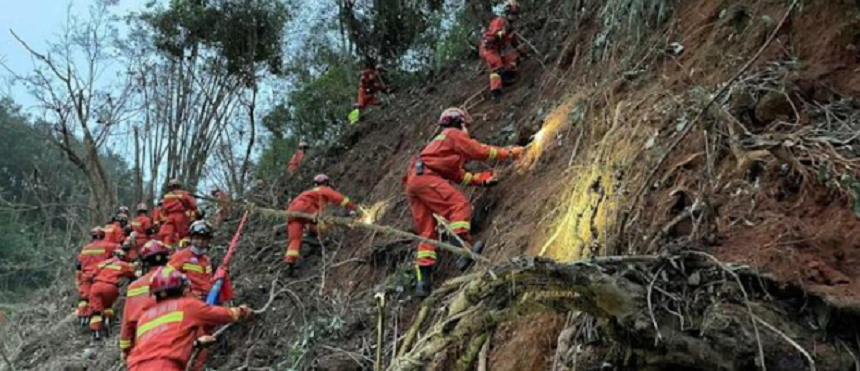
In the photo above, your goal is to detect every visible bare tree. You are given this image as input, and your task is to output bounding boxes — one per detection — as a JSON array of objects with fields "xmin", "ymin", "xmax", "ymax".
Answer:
[{"xmin": 5, "ymin": 1, "xmax": 135, "ymax": 220}]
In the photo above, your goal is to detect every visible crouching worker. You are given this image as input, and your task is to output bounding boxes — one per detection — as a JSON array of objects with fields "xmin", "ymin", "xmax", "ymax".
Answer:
[
  {"xmin": 404, "ymin": 107, "xmax": 524, "ymax": 297},
  {"xmin": 125, "ymin": 266, "xmax": 253, "ymax": 371},
  {"xmin": 283, "ymin": 174, "xmax": 361, "ymax": 276},
  {"xmin": 89, "ymin": 240, "xmax": 137, "ymax": 339}
]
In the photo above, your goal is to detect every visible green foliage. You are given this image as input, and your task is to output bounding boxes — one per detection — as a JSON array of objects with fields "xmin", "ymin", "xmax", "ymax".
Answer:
[
  {"xmin": 0, "ymin": 98, "xmax": 135, "ymax": 299},
  {"xmin": 143, "ymin": 0, "xmax": 290, "ymax": 81}
]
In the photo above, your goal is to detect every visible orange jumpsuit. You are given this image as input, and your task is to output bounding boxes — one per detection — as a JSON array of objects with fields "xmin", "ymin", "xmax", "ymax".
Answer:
[
  {"xmin": 357, "ymin": 69, "xmax": 387, "ymax": 110},
  {"xmin": 89, "ymin": 257, "xmax": 136, "ymax": 331},
  {"xmin": 479, "ymin": 17, "xmax": 521, "ymax": 92},
  {"xmin": 103, "ymin": 221, "xmax": 127, "ymax": 245},
  {"xmin": 159, "ymin": 190, "xmax": 198, "ymax": 246},
  {"xmin": 284, "ymin": 186, "xmax": 357, "ymax": 263},
  {"xmin": 77, "ymin": 240, "xmax": 119, "ymax": 317},
  {"xmin": 130, "ymin": 215, "xmax": 153, "ymax": 259},
  {"xmin": 120, "ymin": 271, "xmax": 156, "ymax": 356},
  {"xmin": 404, "ymin": 128, "xmax": 513, "ymax": 267},
  {"xmin": 287, "ymin": 150, "xmax": 305, "ymax": 174},
  {"xmin": 168, "ymin": 249, "xmax": 213, "ymax": 299},
  {"xmin": 212, "ymin": 191, "xmax": 232, "ymax": 223},
  {"xmin": 126, "ymin": 297, "xmax": 244, "ymax": 371}
]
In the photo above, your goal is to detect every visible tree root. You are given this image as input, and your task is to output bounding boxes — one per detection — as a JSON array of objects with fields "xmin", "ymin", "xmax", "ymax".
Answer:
[{"xmin": 389, "ymin": 253, "xmax": 857, "ymax": 371}]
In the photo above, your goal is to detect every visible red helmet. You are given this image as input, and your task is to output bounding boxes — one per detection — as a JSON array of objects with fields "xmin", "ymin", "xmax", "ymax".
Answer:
[
  {"xmin": 438, "ymin": 107, "xmax": 473, "ymax": 128},
  {"xmin": 313, "ymin": 174, "xmax": 331, "ymax": 185},
  {"xmin": 90, "ymin": 227, "xmax": 105, "ymax": 239},
  {"xmin": 140, "ymin": 240, "xmax": 170, "ymax": 262},
  {"xmin": 150, "ymin": 266, "xmax": 187, "ymax": 298}
]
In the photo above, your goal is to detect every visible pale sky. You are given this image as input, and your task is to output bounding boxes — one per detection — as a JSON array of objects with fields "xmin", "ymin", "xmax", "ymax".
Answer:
[{"xmin": 0, "ymin": 0, "xmax": 149, "ymax": 109}]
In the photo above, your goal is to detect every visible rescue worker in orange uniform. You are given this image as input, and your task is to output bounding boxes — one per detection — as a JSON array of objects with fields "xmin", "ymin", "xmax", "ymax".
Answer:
[
  {"xmin": 76, "ymin": 227, "xmax": 120, "ymax": 325},
  {"xmin": 104, "ymin": 213, "xmax": 130, "ymax": 245},
  {"xmin": 356, "ymin": 64, "xmax": 390, "ymax": 110},
  {"xmin": 479, "ymin": 0, "xmax": 526, "ymax": 99},
  {"xmin": 124, "ymin": 266, "xmax": 253, "ymax": 371},
  {"xmin": 159, "ymin": 179, "xmax": 199, "ymax": 247},
  {"xmin": 120, "ymin": 240, "xmax": 171, "ymax": 359},
  {"xmin": 130, "ymin": 203, "xmax": 153, "ymax": 257},
  {"xmin": 287, "ymin": 141, "xmax": 309, "ymax": 174},
  {"xmin": 168, "ymin": 221, "xmax": 230, "ymax": 300},
  {"xmin": 210, "ymin": 189, "xmax": 232, "ymax": 225},
  {"xmin": 283, "ymin": 174, "xmax": 360, "ymax": 275},
  {"xmin": 89, "ymin": 241, "xmax": 137, "ymax": 339},
  {"xmin": 405, "ymin": 108, "xmax": 524, "ymax": 297}
]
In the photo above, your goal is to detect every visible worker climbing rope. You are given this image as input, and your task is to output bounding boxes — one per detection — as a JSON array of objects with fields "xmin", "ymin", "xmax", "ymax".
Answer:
[
  {"xmin": 480, "ymin": 0, "xmax": 528, "ymax": 100},
  {"xmin": 404, "ymin": 107, "xmax": 524, "ymax": 297},
  {"xmin": 124, "ymin": 266, "xmax": 253, "ymax": 371},
  {"xmin": 120, "ymin": 239, "xmax": 171, "ymax": 359},
  {"xmin": 283, "ymin": 174, "xmax": 362, "ymax": 276},
  {"xmin": 88, "ymin": 239, "xmax": 137, "ymax": 339},
  {"xmin": 159, "ymin": 179, "xmax": 199, "ymax": 248},
  {"xmin": 75, "ymin": 227, "xmax": 119, "ymax": 327}
]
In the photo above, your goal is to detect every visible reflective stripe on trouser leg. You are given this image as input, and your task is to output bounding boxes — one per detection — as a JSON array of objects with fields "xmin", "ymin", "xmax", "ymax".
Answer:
[
  {"xmin": 490, "ymin": 73, "xmax": 503, "ymax": 91},
  {"xmin": 416, "ymin": 243, "xmax": 438, "ymax": 266},
  {"xmin": 89, "ymin": 314, "xmax": 103, "ymax": 330}
]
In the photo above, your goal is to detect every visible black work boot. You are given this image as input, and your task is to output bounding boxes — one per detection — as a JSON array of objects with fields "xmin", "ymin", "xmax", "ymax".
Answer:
[
  {"xmin": 491, "ymin": 88, "xmax": 503, "ymax": 101},
  {"xmin": 456, "ymin": 240, "xmax": 485, "ymax": 272},
  {"xmin": 283, "ymin": 262, "xmax": 297, "ymax": 278},
  {"xmin": 415, "ymin": 265, "xmax": 433, "ymax": 298}
]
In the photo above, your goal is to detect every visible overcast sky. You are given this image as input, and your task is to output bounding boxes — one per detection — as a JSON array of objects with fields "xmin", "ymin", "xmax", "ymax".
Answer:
[{"xmin": 0, "ymin": 0, "xmax": 149, "ymax": 110}]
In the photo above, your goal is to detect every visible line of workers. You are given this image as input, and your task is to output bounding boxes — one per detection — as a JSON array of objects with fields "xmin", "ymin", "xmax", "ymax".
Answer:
[{"xmin": 73, "ymin": 1, "xmax": 527, "ymax": 369}]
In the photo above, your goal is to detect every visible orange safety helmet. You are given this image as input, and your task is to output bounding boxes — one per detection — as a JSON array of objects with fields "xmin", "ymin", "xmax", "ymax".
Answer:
[
  {"xmin": 438, "ymin": 107, "xmax": 473, "ymax": 128},
  {"xmin": 150, "ymin": 266, "xmax": 187, "ymax": 299}
]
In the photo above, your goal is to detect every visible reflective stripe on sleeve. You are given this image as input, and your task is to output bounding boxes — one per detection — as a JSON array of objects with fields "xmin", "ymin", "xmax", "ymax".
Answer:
[{"xmin": 461, "ymin": 173, "xmax": 474, "ymax": 186}]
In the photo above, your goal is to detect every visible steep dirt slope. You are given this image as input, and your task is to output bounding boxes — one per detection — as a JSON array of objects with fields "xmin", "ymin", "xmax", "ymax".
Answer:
[{"xmin": 4, "ymin": 0, "xmax": 860, "ymax": 370}]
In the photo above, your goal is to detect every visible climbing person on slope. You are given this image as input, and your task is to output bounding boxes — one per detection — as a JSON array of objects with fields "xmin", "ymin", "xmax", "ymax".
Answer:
[
  {"xmin": 88, "ymin": 239, "xmax": 137, "ymax": 339},
  {"xmin": 287, "ymin": 141, "xmax": 309, "ymax": 175},
  {"xmin": 124, "ymin": 266, "xmax": 253, "ymax": 371},
  {"xmin": 479, "ymin": 0, "xmax": 528, "ymax": 100},
  {"xmin": 168, "ymin": 220, "xmax": 231, "ymax": 302},
  {"xmin": 76, "ymin": 227, "xmax": 120, "ymax": 326},
  {"xmin": 158, "ymin": 179, "xmax": 199, "ymax": 247},
  {"xmin": 349, "ymin": 63, "xmax": 391, "ymax": 124},
  {"xmin": 104, "ymin": 213, "xmax": 130, "ymax": 245},
  {"xmin": 404, "ymin": 107, "xmax": 525, "ymax": 297},
  {"xmin": 210, "ymin": 188, "xmax": 232, "ymax": 226},
  {"xmin": 119, "ymin": 239, "xmax": 171, "ymax": 360},
  {"xmin": 130, "ymin": 203, "xmax": 153, "ymax": 258},
  {"xmin": 283, "ymin": 174, "xmax": 361, "ymax": 276}
]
